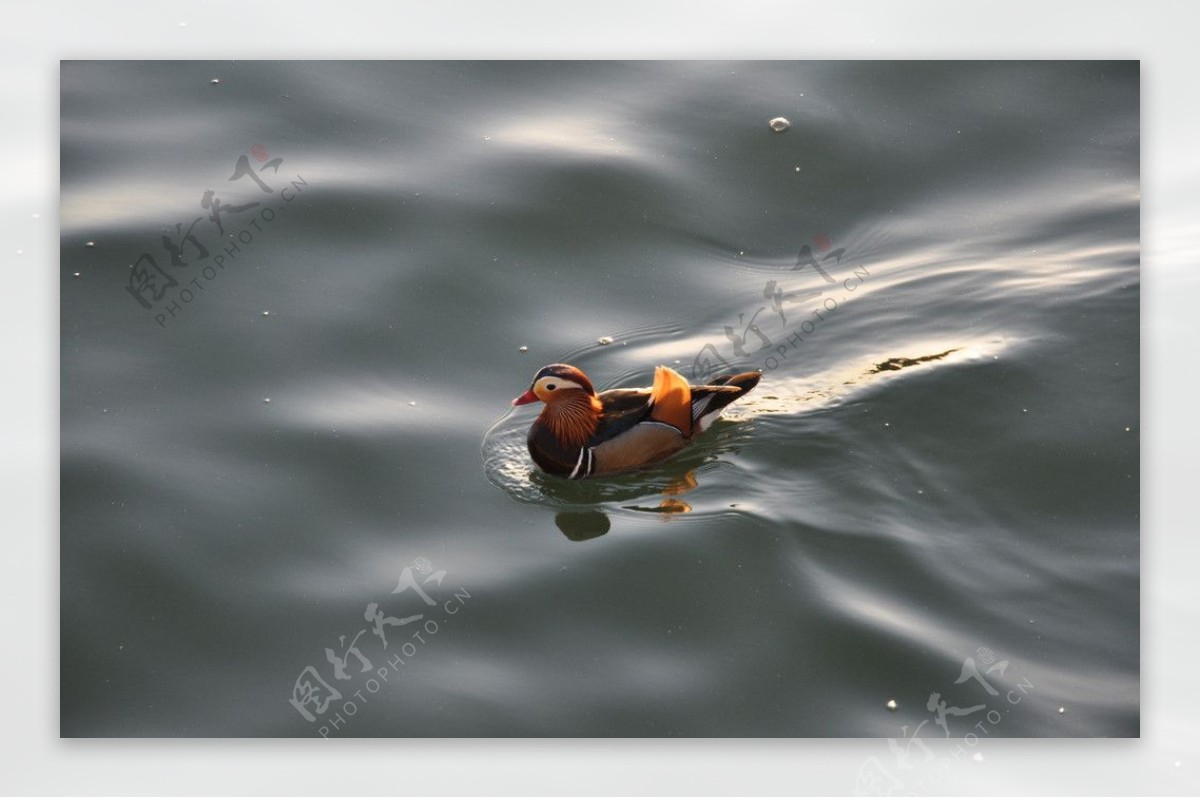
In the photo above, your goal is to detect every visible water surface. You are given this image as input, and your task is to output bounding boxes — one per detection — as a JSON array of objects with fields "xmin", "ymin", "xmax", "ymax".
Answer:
[{"xmin": 60, "ymin": 60, "xmax": 1139, "ymax": 737}]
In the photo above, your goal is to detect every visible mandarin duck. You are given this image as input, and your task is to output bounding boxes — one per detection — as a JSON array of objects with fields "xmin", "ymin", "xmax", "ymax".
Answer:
[{"xmin": 511, "ymin": 363, "xmax": 761, "ymax": 478}]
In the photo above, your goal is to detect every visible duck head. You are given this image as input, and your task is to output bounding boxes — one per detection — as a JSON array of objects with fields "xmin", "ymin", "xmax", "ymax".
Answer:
[
  {"xmin": 511, "ymin": 363, "xmax": 598, "ymax": 406},
  {"xmin": 512, "ymin": 363, "xmax": 603, "ymax": 448}
]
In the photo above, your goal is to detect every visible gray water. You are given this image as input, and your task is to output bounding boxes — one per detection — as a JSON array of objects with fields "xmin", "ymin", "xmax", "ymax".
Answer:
[{"xmin": 60, "ymin": 61, "xmax": 1139, "ymax": 737}]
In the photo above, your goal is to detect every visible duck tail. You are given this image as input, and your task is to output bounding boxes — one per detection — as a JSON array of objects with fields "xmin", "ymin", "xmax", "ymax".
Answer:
[
  {"xmin": 689, "ymin": 370, "xmax": 762, "ymax": 433},
  {"xmin": 710, "ymin": 370, "xmax": 762, "ymax": 394},
  {"xmin": 648, "ymin": 365, "xmax": 693, "ymax": 437}
]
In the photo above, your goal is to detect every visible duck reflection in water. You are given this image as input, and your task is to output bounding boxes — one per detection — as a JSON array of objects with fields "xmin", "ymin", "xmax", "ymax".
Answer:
[{"xmin": 553, "ymin": 468, "xmax": 698, "ymax": 541}]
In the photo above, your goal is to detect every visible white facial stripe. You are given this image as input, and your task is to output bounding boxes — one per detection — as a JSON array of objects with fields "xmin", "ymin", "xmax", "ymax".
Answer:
[{"xmin": 538, "ymin": 376, "xmax": 585, "ymax": 392}]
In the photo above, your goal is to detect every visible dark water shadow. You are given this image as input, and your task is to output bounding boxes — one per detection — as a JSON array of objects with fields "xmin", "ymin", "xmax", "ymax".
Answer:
[
  {"xmin": 552, "ymin": 466, "xmax": 700, "ymax": 541},
  {"xmin": 554, "ymin": 510, "xmax": 611, "ymax": 541}
]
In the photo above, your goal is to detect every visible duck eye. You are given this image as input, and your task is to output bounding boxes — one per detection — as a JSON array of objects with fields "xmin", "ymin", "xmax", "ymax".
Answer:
[{"xmin": 546, "ymin": 383, "xmax": 557, "ymax": 391}]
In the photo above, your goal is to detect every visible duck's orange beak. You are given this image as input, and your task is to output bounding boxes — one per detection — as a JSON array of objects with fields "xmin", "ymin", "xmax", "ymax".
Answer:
[{"xmin": 511, "ymin": 389, "xmax": 539, "ymax": 406}]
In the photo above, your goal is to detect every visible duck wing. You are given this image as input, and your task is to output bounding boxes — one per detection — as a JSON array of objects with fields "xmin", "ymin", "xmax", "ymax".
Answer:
[
  {"xmin": 591, "ymin": 369, "xmax": 761, "ymax": 446},
  {"xmin": 590, "ymin": 364, "xmax": 699, "ymax": 444},
  {"xmin": 591, "ymin": 389, "xmax": 654, "ymax": 446},
  {"xmin": 590, "ymin": 367, "xmax": 693, "ymax": 474}
]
